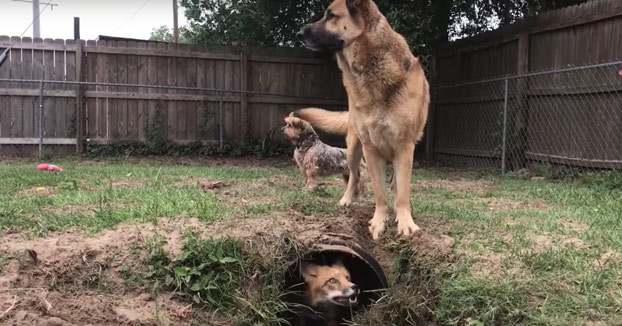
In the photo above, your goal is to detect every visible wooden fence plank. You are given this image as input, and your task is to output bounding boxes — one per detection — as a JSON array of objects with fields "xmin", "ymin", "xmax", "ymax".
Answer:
[
  {"xmin": 196, "ymin": 54, "xmax": 206, "ymax": 141},
  {"xmin": 22, "ymin": 37, "xmax": 34, "ymax": 138},
  {"xmin": 74, "ymin": 40, "xmax": 85, "ymax": 153},
  {"xmin": 10, "ymin": 37, "xmax": 23, "ymax": 138},
  {"xmin": 166, "ymin": 42, "xmax": 177, "ymax": 140},
  {"xmin": 107, "ymin": 41, "xmax": 118, "ymax": 140},
  {"xmin": 147, "ymin": 42, "xmax": 159, "ymax": 139},
  {"xmin": 186, "ymin": 45, "xmax": 198, "ymax": 141},
  {"xmin": 127, "ymin": 41, "xmax": 139, "ymax": 140},
  {"xmin": 136, "ymin": 42, "xmax": 148, "ymax": 141},
  {"xmin": 86, "ymin": 40, "xmax": 97, "ymax": 138},
  {"xmin": 53, "ymin": 39, "xmax": 67, "ymax": 138},
  {"xmin": 66, "ymin": 40, "xmax": 77, "ymax": 146},
  {"xmin": 43, "ymin": 38, "xmax": 55, "ymax": 138},
  {"xmin": 240, "ymin": 52, "xmax": 248, "ymax": 143},
  {"xmin": 156, "ymin": 42, "xmax": 168, "ymax": 139},
  {"xmin": 0, "ymin": 36, "xmax": 10, "ymax": 89},
  {"xmin": 117, "ymin": 41, "xmax": 128, "ymax": 139},
  {"xmin": 176, "ymin": 44, "xmax": 188, "ymax": 140},
  {"xmin": 0, "ymin": 137, "xmax": 76, "ymax": 145}
]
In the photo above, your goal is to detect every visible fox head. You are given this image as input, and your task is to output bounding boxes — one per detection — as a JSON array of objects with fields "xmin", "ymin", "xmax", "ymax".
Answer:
[{"xmin": 301, "ymin": 260, "xmax": 360, "ymax": 307}]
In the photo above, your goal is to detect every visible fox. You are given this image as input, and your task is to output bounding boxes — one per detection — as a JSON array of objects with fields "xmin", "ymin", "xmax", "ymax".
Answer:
[{"xmin": 295, "ymin": 260, "xmax": 360, "ymax": 326}]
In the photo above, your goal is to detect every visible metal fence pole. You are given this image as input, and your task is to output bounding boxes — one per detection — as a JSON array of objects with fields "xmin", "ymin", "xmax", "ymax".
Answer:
[
  {"xmin": 38, "ymin": 80, "xmax": 44, "ymax": 158},
  {"xmin": 501, "ymin": 78, "xmax": 509, "ymax": 174}
]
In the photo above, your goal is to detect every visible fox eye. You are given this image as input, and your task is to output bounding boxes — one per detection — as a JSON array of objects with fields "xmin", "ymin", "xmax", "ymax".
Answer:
[
  {"xmin": 328, "ymin": 278, "xmax": 338, "ymax": 284},
  {"xmin": 346, "ymin": 276, "xmax": 351, "ymax": 281},
  {"xmin": 326, "ymin": 10, "xmax": 337, "ymax": 20}
]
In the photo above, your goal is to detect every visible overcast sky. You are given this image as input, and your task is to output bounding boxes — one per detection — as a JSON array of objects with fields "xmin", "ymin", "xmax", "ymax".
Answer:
[{"xmin": 0, "ymin": 0, "xmax": 188, "ymax": 41}]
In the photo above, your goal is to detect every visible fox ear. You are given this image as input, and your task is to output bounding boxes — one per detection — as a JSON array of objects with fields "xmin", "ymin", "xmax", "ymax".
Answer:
[
  {"xmin": 289, "ymin": 112, "xmax": 295, "ymax": 118},
  {"xmin": 332, "ymin": 259, "xmax": 345, "ymax": 268},
  {"xmin": 301, "ymin": 262, "xmax": 317, "ymax": 280}
]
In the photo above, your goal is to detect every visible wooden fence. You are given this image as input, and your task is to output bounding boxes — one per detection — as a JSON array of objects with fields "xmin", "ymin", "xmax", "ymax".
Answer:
[
  {"xmin": 0, "ymin": 37, "xmax": 347, "ymax": 156},
  {"xmin": 430, "ymin": 0, "xmax": 622, "ymax": 170}
]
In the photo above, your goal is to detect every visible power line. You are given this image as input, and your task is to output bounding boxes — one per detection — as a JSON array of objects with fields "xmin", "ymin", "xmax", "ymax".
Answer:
[
  {"xmin": 1, "ymin": 1, "xmax": 54, "ymax": 67},
  {"xmin": 113, "ymin": 0, "xmax": 153, "ymax": 34}
]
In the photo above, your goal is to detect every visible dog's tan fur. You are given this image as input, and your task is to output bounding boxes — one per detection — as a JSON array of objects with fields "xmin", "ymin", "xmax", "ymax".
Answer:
[
  {"xmin": 298, "ymin": 0, "xmax": 429, "ymax": 239},
  {"xmin": 282, "ymin": 113, "xmax": 367, "ymax": 194}
]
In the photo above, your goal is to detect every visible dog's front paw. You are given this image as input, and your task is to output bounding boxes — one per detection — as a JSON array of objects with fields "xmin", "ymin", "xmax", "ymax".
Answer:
[
  {"xmin": 368, "ymin": 211, "xmax": 388, "ymax": 240},
  {"xmin": 339, "ymin": 196, "xmax": 353, "ymax": 207},
  {"xmin": 368, "ymin": 218, "xmax": 385, "ymax": 240},
  {"xmin": 396, "ymin": 212, "xmax": 421, "ymax": 237}
]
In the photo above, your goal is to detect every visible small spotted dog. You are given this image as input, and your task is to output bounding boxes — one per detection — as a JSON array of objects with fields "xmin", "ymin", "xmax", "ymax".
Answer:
[{"xmin": 282, "ymin": 112, "xmax": 367, "ymax": 194}]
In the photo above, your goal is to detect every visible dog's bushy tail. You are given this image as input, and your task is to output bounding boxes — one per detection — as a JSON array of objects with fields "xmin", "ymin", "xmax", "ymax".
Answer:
[{"xmin": 297, "ymin": 107, "xmax": 348, "ymax": 135}]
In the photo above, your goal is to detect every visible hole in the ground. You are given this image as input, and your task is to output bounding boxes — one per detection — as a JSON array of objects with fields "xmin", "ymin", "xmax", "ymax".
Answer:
[{"xmin": 282, "ymin": 240, "xmax": 388, "ymax": 326}]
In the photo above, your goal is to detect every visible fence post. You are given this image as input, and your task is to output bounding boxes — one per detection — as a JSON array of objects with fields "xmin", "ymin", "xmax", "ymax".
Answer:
[
  {"xmin": 75, "ymin": 40, "xmax": 85, "ymax": 154},
  {"xmin": 511, "ymin": 33, "xmax": 530, "ymax": 170},
  {"xmin": 219, "ymin": 91, "xmax": 224, "ymax": 149},
  {"xmin": 501, "ymin": 78, "xmax": 509, "ymax": 174},
  {"xmin": 38, "ymin": 79, "xmax": 44, "ymax": 158},
  {"xmin": 240, "ymin": 51, "xmax": 248, "ymax": 146},
  {"xmin": 425, "ymin": 54, "xmax": 437, "ymax": 161}
]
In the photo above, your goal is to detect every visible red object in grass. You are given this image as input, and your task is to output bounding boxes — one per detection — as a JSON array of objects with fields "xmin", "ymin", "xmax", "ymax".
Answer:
[
  {"xmin": 619, "ymin": 69, "xmax": 622, "ymax": 76},
  {"xmin": 36, "ymin": 163, "xmax": 63, "ymax": 172}
]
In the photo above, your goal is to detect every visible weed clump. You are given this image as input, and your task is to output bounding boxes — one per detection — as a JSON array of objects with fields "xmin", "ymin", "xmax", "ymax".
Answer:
[{"xmin": 144, "ymin": 232, "xmax": 302, "ymax": 325}]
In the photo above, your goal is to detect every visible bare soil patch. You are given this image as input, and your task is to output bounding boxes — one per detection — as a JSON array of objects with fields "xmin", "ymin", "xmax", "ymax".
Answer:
[
  {"xmin": 111, "ymin": 180, "xmax": 146, "ymax": 189},
  {"xmin": 0, "ymin": 201, "xmax": 454, "ymax": 325},
  {"xmin": 19, "ymin": 186, "xmax": 57, "ymax": 197},
  {"xmin": 416, "ymin": 178, "xmax": 496, "ymax": 195}
]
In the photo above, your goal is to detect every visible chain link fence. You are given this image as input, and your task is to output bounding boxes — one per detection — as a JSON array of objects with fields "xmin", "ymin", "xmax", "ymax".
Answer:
[{"xmin": 433, "ymin": 60, "xmax": 622, "ymax": 173}]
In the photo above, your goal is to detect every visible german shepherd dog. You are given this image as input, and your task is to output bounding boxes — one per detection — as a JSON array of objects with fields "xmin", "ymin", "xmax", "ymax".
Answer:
[
  {"xmin": 297, "ymin": 0, "xmax": 429, "ymax": 239},
  {"xmin": 282, "ymin": 113, "xmax": 367, "ymax": 194}
]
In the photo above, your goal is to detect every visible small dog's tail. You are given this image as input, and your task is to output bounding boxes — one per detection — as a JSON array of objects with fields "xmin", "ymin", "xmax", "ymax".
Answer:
[{"xmin": 296, "ymin": 108, "xmax": 348, "ymax": 135}]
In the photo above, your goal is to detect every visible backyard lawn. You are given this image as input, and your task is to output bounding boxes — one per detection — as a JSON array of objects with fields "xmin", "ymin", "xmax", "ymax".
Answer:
[{"xmin": 0, "ymin": 157, "xmax": 621, "ymax": 325}]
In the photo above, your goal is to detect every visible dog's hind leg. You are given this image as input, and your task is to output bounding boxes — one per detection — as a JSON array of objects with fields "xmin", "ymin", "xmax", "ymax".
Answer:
[
  {"xmin": 339, "ymin": 127, "xmax": 363, "ymax": 207},
  {"xmin": 341, "ymin": 172, "xmax": 350, "ymax": 187},
  {"xmin": 393, "ymin": 142, "xmax": 420, "ymax": 237},
  {"xmin": 357, "ymin": 166, "xmax": 369, "ymax": 196},
  {"xmin": 363, "ymin": 146, "xmax": 389, "ymax": 240}
]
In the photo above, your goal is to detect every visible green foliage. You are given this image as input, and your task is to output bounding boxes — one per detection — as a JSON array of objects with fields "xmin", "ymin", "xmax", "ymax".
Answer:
[
  {"xmin": 146, "ymin": 234, "xmax": 245, "ymax": 309},
  {"xmin": 149, "ymin": 25, "xmax": 191, "ymax": 43},
  {"xmin": 144, "ymin": 232, "xmax": 298, "ymax": 325},
  {"xmin": 178, "ymin": 0, "xmax": 589, "ymax": 53},
  {"xmin": 150, "ymin": 25, "xmax": 174, "ymax": 42}
]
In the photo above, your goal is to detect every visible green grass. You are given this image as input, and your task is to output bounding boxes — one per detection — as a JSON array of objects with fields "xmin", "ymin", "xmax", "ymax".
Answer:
[
  {"xmin": 0, "ymin": 159, "xmax": 307, "ymax": 236},
  {"xmin": 1, "ymin": 158, "xmax": 622, "ymax": 325},
  {"xmin": 409, "ymin": 168, "xmax": 622, "ymax": 326}
]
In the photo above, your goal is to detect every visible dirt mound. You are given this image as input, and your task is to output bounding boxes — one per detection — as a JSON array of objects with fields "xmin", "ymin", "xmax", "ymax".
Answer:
[{"xmin": 0, "ymin": 205, "xmax": 453, "ymax": 325}]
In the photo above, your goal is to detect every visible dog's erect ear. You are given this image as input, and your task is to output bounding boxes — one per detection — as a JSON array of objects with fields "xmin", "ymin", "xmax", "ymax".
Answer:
[
  {"xmin": 301, "ymin": 262, "xmax": 317, "ymax": 280},
  {"xmin": 346, "ymin": 0, "xmax": 366, "ymax": 13}
]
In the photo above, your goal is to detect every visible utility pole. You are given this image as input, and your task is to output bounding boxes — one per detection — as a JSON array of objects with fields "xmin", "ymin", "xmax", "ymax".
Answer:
[
  {"xmin": 12, "ymin": 0, "xmax": 59, "ymax": 38},
  {"xmin": 173, "ymin": 0, "xmax": 179, "ymax": 43},
  {"xmin": 74, "ymin": 17, "xmax": 80, "ymax": 40},
  {"xmin": 32, "ymin": 0, "xmax": 40, "ymax": 38}
]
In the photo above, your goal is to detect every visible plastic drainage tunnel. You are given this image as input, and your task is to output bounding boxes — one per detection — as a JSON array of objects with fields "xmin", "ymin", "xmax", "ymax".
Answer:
[{"xmin": 282, "ymin": 240, "xmax": 388, "ymax": 326}]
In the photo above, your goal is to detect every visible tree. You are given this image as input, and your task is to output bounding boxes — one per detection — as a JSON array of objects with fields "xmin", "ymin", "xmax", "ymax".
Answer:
[
  {"xmin": 452, "ymin": 0, "xmax": 589, "ymax": 39},
  {"xmin": 179, "ymin": 0, "xmax": 589, "ymax": 52},
  {"xmin": 149, "ymin": 25, "xmax": 191, "ymax": 43},
  {"xmin": 150, "ymin": 25, "xmax": 174, "ymax": 42}
]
